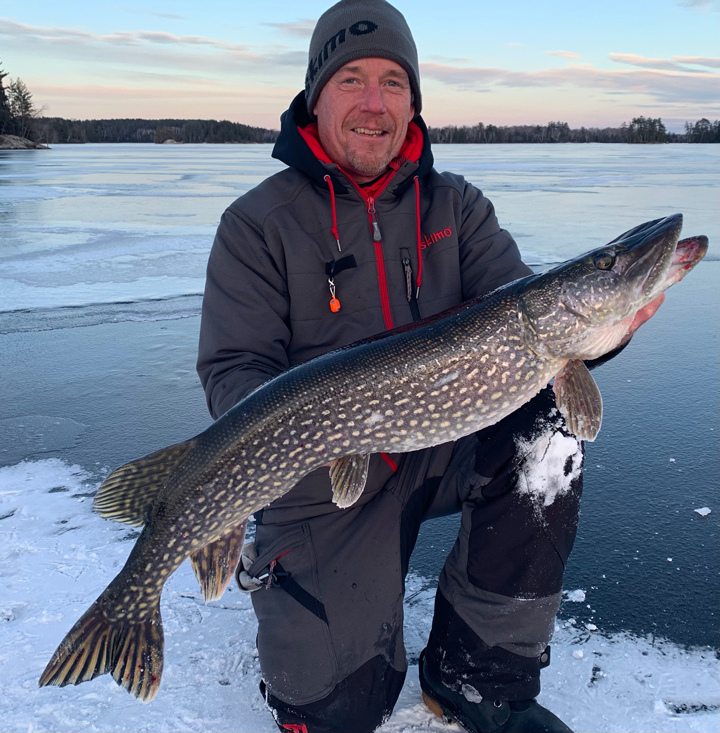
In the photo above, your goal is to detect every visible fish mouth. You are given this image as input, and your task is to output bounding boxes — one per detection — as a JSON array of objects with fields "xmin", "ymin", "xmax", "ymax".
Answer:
[
  {"xmin": 619, "ymin": 213, "xmax": 684, "ymax": 298},
  {"xmin": 665, "ymin": 234, "xmax": 708, "ymax": 286}
]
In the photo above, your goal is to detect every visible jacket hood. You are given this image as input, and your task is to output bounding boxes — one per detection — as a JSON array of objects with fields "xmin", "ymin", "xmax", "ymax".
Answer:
[{"xmin": 271, "ymin": 91, "xmax": 434, "ymax": 196}]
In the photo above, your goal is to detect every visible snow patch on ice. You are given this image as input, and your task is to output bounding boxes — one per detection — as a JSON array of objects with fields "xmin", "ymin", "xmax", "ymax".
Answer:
[
  {"xmin": 0, "ymin": 459, "xmax": 718, "ymax": 733},
  {"xmin": 565, "ymin": 589, "xmax": 587, "ymax": 603}
]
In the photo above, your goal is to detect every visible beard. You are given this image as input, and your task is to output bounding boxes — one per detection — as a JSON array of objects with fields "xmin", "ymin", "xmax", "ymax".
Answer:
[{"xmin": 342, "ymin": 145, "xmax": 395, "ymax": 179}]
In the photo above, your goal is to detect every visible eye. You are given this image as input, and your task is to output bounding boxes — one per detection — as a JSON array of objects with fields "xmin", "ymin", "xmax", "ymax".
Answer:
[{"xmin": 593, "ymin": 253, "xmax": 615, "ymax": 270}]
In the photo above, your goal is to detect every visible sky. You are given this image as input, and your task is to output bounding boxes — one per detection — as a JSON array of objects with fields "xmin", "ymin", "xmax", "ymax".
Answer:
[{"xmin": 0, "ymin": 0, "xmax": 718, "ymax": 132}]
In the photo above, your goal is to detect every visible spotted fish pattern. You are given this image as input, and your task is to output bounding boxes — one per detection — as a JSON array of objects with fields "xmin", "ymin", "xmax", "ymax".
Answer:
[{"xmin": 39, "ymin": 214, "xmax": 707, "ymax": 702}]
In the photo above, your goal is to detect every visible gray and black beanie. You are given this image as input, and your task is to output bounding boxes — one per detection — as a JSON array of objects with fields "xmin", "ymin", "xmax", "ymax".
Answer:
[{"xmin": 305, "ymin": 0, "xmax": 422, "ymax": 117}]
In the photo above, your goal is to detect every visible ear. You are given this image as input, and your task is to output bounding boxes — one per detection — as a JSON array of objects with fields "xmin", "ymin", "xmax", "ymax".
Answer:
[{"xmin": 313, "ymin": 104, "xmax": 318, "ymax": 117}]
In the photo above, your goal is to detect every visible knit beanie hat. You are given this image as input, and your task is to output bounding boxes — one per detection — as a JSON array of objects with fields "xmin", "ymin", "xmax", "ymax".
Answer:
[{"xmin": 305, "ymin": 0, "xmax": 422, "ymax": 117}]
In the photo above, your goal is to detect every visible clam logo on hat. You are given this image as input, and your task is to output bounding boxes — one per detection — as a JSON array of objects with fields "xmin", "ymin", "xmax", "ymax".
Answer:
[
  {"xmin": 349, "ymin": 20, "xmax": 378, "ymax": 35},
  {"xmin": 305, "ymin": 20, "xmax": 379, "ymax": 88}
]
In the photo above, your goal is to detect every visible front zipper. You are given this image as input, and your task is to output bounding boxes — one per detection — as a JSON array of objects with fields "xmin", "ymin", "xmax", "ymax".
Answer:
[
  {"xmin": 366, "ymin": 195, "xmax": 394, "ymax": 330},
  {"xmin": 334, "ymin": 168, "xmax": 397, "ymax": 331},
  {"xmin": 368, "ymin": 200, "xmax": 382, "ymax": 242}
]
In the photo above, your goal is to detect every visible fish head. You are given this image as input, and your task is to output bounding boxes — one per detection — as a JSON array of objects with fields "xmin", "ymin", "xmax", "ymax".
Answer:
[{"xmin": 519, "ymin": 214, "xmax": 707, "ymax": 360}]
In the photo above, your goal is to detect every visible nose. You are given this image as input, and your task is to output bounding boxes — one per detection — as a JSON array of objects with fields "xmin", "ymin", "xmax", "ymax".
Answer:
[{"xmin": 358, "ymin": 81, "xmax": 386, "ymax": 115}]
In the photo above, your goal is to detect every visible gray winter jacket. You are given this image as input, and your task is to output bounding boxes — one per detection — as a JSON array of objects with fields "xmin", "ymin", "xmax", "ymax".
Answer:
[{"xmin": 198, "ymin": 93, "xmax": 531, "ymax": 424}]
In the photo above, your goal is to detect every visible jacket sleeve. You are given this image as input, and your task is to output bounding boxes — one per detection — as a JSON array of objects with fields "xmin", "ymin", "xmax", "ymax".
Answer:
[
  {"xmin": 197, "ymin": 208, "xmax": 291, "ymax": 419},
  {"xmin": 457, "ymin": 181, "xmax": 532, "ymax": 300}
]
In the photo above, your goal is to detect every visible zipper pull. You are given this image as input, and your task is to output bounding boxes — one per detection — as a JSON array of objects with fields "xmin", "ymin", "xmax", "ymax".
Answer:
[
  {"xmin": 328, "ymin": 278, "xmax": 341, "ymax": 312},
  {"xmin": 402, "ymin": 258, "xmax": 413, "ymax": 302},
  {"xmin": 368, "ymin": 198, "xmax": 382, "ymax": 242}
]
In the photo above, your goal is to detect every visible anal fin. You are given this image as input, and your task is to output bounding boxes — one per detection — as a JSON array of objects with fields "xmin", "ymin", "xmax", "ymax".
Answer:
[
  {"xmin": 190, "ymin": 521, "xmax": 247, "ymax": 602},
  {"xmin": 93, "ymin": 439, "xmax": 194, "ymax": 526},
  {"xmin": 329, "ymin": 454, "xmax": 370, "ymax": 508},
  {"xmin": 553, "ymin": 359, "xmax": 603, "ymax": 441}
]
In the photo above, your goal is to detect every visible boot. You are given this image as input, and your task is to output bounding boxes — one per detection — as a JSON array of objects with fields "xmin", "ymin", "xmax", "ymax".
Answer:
[{"xmin": 419, "ymin": 649, "xmax": 573, "ymax": 733}]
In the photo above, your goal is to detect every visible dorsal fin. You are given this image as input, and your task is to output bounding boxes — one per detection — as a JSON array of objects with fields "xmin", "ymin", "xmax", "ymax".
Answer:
[
  {"xmin": 92, "ymin": 439, "xmax": 194, "ymax": 526},
  {"xmin": 329, "ymin": 454, "xmax": 370, "ymax": 508}
]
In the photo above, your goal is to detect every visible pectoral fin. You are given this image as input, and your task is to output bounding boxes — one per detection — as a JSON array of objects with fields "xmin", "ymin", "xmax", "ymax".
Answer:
[
  {"xmin": 190, "ymin": 521, "xmax": 247, "ymax": 602},
  {"xmin": 329, "ymin": 454, "xmax": 370, "ymax": 508},
  {"xmin": 553, "ymin": 359, "xmax": 603, "ymax": 442}
]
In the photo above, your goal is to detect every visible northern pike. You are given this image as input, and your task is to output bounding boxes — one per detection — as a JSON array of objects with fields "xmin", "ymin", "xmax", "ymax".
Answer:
[{"xmin": 39, "ymin": 214, "xmax": 707, "ymax": 702}]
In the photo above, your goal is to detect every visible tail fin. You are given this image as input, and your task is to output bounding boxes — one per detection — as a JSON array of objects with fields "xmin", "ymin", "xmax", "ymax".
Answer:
[
  {"xmin": 39, "ymin": 600, "xmax": 164, "ymax": 703},
  {"xmin": 190, "ymin": 521, "xmax": 247, "ymax": 602}
]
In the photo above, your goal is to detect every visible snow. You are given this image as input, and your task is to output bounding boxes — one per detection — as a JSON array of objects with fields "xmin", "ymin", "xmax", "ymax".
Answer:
[
  {"xmin": 565, "ymin": 589, "xmax": 587, "ymax": 603},
  {"xmin": 515, "ymin": 418, "xmax": 583, "ymax": 509},
  {"xmin": 0, "ymin": 458, "xmax": 717, "ymax": 733}
]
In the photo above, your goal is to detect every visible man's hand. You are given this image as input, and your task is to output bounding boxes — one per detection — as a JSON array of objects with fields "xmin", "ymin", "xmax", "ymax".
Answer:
[{"xmin": 621, "ymin": 293, "xmax": 665, "ymax": 345}]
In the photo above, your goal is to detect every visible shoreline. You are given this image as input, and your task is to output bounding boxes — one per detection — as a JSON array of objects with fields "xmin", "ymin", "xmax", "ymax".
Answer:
[{"xmin": 0, "ymin": 134, "xmax": 48, "ymax": 150}]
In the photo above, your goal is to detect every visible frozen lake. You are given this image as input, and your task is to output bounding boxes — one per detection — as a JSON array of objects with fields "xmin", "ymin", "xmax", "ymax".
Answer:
[{"xmin": 0, "ymin": 143, "xmax": 718, "ymax": 731}]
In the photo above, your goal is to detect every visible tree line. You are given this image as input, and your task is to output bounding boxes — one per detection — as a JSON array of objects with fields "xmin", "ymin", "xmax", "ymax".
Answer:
[
  {"xmin": 2, "ymin": 61, "xmax": 718, "ymax": 145},
  {"xmin": 427, "ymin": 117, "xmax": 720, "ymax": 144},
  {"xmin": 33, "ymin": 117, "xmax": 279, "ymax": 145},
  {"xmin": 30, "ymin": 115, "xmax": 720, "ymax": 146}
]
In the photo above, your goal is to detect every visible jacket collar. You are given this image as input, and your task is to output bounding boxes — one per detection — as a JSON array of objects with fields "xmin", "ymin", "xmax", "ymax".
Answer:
[{"xmin": 271, "ymin": 91, "xmax": 434, "ymax": 197}]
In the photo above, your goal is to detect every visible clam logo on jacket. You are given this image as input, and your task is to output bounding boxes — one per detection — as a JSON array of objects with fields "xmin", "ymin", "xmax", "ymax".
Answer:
[
  {"xmin": 421, "ymin": 226, "xmax": 453, "ymax": 249},
  {"xmin": 305, "ymin": 20, "xmax": 379, "ymax": 88}
]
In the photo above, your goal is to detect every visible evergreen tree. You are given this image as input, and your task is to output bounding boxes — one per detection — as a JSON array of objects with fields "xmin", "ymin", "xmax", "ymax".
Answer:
[
  {"xmin": 7, "ymin": 78, "xmax": 36, "ymax": 139},
  {"xmin": 0, "ymin": 60, "xmax": 17, "ymax": 136}
]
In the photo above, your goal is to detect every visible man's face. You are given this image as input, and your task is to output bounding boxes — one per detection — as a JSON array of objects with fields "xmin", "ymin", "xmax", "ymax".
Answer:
[{"xmin": 313, "ymin": 57, "xmax": 415, "ymax": 183}]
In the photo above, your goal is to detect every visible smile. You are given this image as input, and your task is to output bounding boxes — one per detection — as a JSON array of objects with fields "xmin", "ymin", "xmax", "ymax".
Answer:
[{"xmin": 352, "ymin": 128, "xmax": 387, "ymax": 136}]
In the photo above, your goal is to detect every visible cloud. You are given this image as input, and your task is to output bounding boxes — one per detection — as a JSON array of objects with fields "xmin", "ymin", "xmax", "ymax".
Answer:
[
  {"xmin": 265, "ymin": 20, "xmax": 316, "ymax": 38},
  {"xmin": 0, "ymin": 18, "xmax": 306, "ymax": 75},
  {"xmin": 674, "ymin": 56, "xmax": 720, "ymax": 68},
  {"xmin": 420, "ymin": 62, "xmax": 720, "ymax": 105},
  {"xmin": 675, "ymin": 0, "xmax": 719, "ymax": 9},
  {"xmin": 428, "ymin": 54, "xmax": 472, "ymax": 64},
  {"xmin": 609, "ymin": 53, "xmax": 687, "ymax": 71},
  {"xmin": 546, "ymin": 50, "xmax": 580, "ymax": 60},
  {"xmin": 31, "ymin": 83, "xmax": 293, "ymax": 102},
  {"xmin": 127, "ymin": 10, "xmax": 185, "ymax": 20},
  {"xmin": 0, "ymin": 18, "xmax": 245, "ymax": 51}
]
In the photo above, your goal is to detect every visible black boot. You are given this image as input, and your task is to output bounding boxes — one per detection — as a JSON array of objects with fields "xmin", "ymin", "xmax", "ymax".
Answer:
[{"xmin": 419, "ymin": 650, "xmax": 573, "ymax": 733}]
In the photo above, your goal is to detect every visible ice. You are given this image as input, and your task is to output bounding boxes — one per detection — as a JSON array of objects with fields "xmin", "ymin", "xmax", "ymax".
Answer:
[
  {"xmin": 694, "ymin": 507, "xmax": 711, "ymax": 517},
  {"xmin": 0, "ymin": 458, "xmax": 717, "ymax": 733},
  {"xmin": 565, "ymin": 589, "xmax": 587, "ymax": 603},
  {"xmin": 1, "ymin": 144, "xmax": 718, "ymax": 316}
]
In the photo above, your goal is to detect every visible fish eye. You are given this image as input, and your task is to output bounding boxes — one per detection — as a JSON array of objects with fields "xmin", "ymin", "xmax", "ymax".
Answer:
[{"xmin": 593, "ymin": 253, "xmax": 616, "ymax": 270}]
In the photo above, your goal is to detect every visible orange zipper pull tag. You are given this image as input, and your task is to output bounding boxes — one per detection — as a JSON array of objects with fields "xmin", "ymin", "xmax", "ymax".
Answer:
[{"xmin": 328, "ymin": 278, "xmax": 341, "ymax": 312}]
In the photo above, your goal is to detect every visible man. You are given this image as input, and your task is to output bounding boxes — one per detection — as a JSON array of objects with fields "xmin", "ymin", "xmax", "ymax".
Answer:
[{"xmin": 197, "ymin": 2, "xmax": 662, "ymax": 731}]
